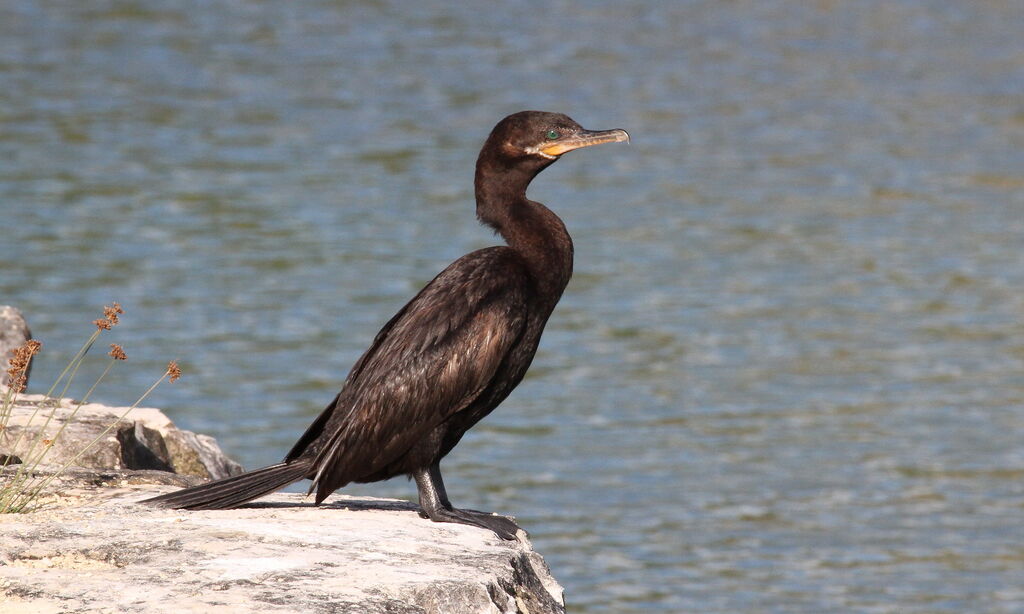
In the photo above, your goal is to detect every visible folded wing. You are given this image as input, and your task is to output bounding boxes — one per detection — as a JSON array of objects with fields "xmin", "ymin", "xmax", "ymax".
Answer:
[{"xmin": 292, "ymin": 247, "xmax": 530, "ymax": 502}]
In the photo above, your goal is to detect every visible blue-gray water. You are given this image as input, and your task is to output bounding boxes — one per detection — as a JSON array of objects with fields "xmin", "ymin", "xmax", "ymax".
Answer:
[{"xmin": 3, "ymin": 1, "xmax": 1023, "ymax": 611}]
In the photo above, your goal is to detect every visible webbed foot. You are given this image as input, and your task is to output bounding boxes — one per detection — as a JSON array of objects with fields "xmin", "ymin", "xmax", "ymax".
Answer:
[
  {"xmin": 413, "ymin": 464, "xmax": 524, "ymax": 540},
  {"xmin": 419, "ymin": 506, "xmax": 523, "ymax": 540}
]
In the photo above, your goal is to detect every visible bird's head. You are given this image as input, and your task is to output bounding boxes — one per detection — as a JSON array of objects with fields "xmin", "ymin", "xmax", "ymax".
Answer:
[
  {"xmin": 474, "ymin": 111, "xmax": 629, "ymax": 235},
  {"xmin": 480, "ymin": 111, "xmax": 630, "ymax": 172}
]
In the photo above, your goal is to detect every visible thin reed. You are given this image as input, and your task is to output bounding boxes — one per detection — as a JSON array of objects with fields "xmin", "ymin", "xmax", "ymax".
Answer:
[{"xmin": 0, "ymin": 304, "xmax": 180, "ymax": 513}]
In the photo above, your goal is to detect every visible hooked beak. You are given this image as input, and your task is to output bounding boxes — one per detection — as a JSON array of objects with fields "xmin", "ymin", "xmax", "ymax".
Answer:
[{"xmin": 539, "ymin": 128, "xmax": 631, "ymax": 157}]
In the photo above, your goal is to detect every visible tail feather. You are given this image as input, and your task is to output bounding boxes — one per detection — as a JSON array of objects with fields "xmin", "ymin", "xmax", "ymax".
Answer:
[{"xmin": 140, "ymin": 460, "xmax": 312, "ymax": 510}]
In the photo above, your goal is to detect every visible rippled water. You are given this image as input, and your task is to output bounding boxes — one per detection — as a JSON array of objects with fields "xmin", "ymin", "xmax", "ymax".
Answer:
[{"xmin": 3, "ymin": 1, "xmax": 1023, "ymax": 611}]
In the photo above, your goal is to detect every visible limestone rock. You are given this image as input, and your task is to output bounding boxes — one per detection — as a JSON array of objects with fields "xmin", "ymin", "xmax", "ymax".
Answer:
[
  {"xmin": 0, "ymin": 477, "xmax": 566, "ymax": 614},
  {"xmin": 0, "ymin": 393, "xmax": 242, "ymax": 480},
  {"xmin": 0, "ymin": 306, "xmax": 32, "ymax": 388}
]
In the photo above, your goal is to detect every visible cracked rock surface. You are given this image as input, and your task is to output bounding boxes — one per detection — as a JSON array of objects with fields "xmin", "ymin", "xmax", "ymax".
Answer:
[{"xmin": 0, "ymin": 482, "xmax": 565, "ymax": 614}]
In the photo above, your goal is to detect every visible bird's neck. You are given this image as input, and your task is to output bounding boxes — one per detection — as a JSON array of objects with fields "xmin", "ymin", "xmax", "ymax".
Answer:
[{"xmin": 475, "ymin": 162, "xmax": 574, "ymax": 300}]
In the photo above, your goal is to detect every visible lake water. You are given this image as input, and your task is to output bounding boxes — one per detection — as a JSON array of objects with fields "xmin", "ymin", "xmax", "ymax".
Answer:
[{"xmin": 3, "ymin": 1, "xmax": 1023, "ymax": 611}]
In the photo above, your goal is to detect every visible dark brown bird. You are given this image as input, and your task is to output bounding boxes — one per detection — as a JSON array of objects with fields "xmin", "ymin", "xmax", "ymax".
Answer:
[{"xmin": 141, "ymin": 111, "xmax": 629, "ymax": 539}]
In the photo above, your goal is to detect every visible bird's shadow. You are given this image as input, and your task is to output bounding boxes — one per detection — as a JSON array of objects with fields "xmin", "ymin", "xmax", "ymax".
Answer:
[
  {"xmin": 238, "ymin": 498, "xmax": 506, "ymax": 520},
  {"xmin": 239, "ymin": 498, "xmax": 420, "ymax": 513}
]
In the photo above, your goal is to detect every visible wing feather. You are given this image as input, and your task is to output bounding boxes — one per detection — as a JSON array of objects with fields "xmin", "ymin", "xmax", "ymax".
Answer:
[{"xmin": 304, "ymin": 247, "xmax": 530, "ymax": 497}]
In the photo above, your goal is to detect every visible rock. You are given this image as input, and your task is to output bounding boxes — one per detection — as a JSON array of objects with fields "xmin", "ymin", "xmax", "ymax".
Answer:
[
  {"xmin": 0, "ymin": 306, "xmax": 32, "ymax": 388},
  {"xmin": 0, "ymin": 392, "xmax": 242, "ymax": 480},
  {"xmin": 0, "ymin": 397, "xmax": 566, "ymax": 612},
  {"xmin": 0, "ymin": 476, "xmax": 566, "ymax": 614}
]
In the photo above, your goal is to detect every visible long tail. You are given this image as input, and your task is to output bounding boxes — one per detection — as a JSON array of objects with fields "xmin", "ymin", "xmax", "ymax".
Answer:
[{"xmin": 140, "ymin": 459, "xmax": 312, "ymax": 510}]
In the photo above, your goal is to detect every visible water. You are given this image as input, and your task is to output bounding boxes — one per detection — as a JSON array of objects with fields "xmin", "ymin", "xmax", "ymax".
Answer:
[{"xmin": 3, "ymin": 1, "xmax": 1024, "ymax": 611}]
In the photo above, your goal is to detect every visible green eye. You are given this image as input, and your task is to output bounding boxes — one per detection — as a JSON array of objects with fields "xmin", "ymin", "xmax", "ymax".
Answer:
[{"xmin": 545, "ymin": 129, "xmax": 559, "ymax": 140}]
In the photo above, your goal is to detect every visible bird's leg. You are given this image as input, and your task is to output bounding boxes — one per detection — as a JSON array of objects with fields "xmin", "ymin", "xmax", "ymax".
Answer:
[
  {"xmin": 414, "ymin": 463, "xmax": 452, "ymax": 512},
  {"xmin": 412, "ymin": 464, "xmax": 523, "ymax": 540}
]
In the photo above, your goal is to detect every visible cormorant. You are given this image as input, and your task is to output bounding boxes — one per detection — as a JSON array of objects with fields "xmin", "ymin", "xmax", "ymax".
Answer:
[{"xmin": 141, "ymin": 111, "xmax": 629, "ymax": 539}]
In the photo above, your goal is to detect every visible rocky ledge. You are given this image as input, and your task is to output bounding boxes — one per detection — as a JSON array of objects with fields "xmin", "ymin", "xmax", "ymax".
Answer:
[
  {"xmin": 0, "ymin": 484, "xmax": 564, "ymax": 614},
  {"xmin": 0, "ymin": 392, "xmax": 242, "ymax": 480},
  {"xmin": 0, "ymin": 396, "xmax": 565, "ymax": 614}
]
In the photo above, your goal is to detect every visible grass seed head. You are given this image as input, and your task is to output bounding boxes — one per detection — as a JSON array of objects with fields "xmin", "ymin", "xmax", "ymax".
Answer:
[
  {"xmin": 5, "ymin": 339, "xmax": 41, "ymax": 393},
  {"xmin": 109, "ymin": 344, "xmax": 127, "ymax": 361},
  {"xmin": 103, "ymin": 302, "xmax": 124, "ymax": 325},
  {"xmin": 167, "ymin": 361, "xmax": 181, "ymax": 383}
]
